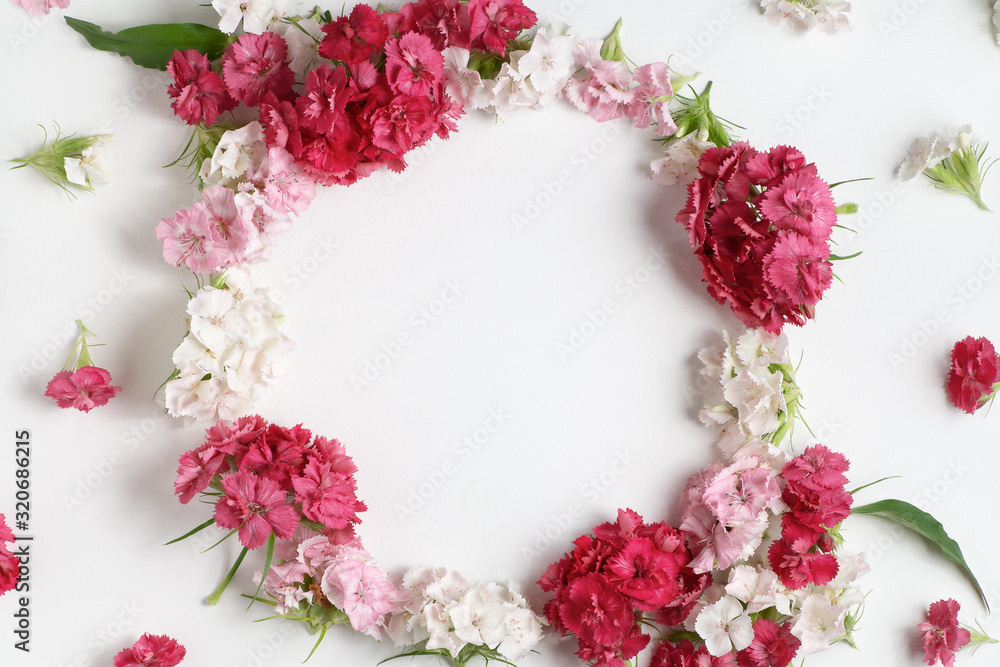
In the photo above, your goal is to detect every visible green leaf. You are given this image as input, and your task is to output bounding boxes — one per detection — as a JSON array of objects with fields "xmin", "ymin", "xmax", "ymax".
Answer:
[
  {"xmin": 828, "ymin": 251, "xmax": 862, "ymax": 261},
  {"xmin": 852, "ymin": 499, "xmax": 988, "ymax": 611},
  {"xmin": 164, "ymin": 517, "xmax": 216, "ymax": 546},
  {"xmin": 65, "ymin": 17, "xmax": 230, "ymax": 70},
  {"xmin": 247, "ymin": 534, "xmax": 275, "ymax": 612}
]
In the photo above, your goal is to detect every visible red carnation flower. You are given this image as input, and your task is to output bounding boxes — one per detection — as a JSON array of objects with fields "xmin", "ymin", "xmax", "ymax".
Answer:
[
  {"xmin": 113, "ymin": 634, "xmax": 186, "ymax": 667},
  {"xmin": 409, "ymin": 0, "xmax": 472, "ymax": 49},
  {"xmin": 736, "ymin": 619, "xmax": 801, "ymax": 667},
  {"xmin": 917, "ymin": 599, "xmax": 971, "ymax": 667},
  {"xmin": 468, "ymin": 0, "xmax": 537, "ymax": 55},
  {"xmin": 651, "ymin": 639, "xmax": 736, "ymax": 667},
  {"xmin": 166, "ymin": 49, "xmax": 236, "ymax": 126},
  {"xmin": 946, "ymin": 336, "xmax": 1000, "ymax": 414},
  {"xmin": 45, "ymin": 366, "xmax": 121, "ymax": 412},
  {"xmin": 319, "ymin": 4, "xmax": 389, "ymax": 64},
  {"xmin": 559, "ymin": 573, "xmax": 634, "ymax": 648}
]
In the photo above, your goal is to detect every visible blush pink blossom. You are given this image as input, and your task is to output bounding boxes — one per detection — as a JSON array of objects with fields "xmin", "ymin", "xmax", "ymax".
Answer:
[
  {"xmin": 156, "ymin": 205, "xmax": 229, "ymax": 274},
  {"xmin": 291, "ymin": 458, "xmax": 367, "ymax": 531},
  {"xmin": 10, "ymin": 0, "xmax": 70, "ymax": 17},
  {"xmin": 565, "ymin": 46, "xmax": 636, "ymax": 123},
  {"xmin": 321, "ymin": 560, "xmax": 396, "ymax": 638},
  {"xmin": 222, "ymin": 32, "xmax": 295, "ymax": 107},
  {"xmin": 44, "ymin": 366, "xmax": 121, "ymax": 412},
  {"xmin": 198, "ymin": 186, "xmax": 258, "ymax": 264},
  {"xmin": 918, "ymin": 599, "xmax": 971, "ymax": 667},
  {"xmin": 214, "ymin": 468, "xmax": 300, "ymax": 549},
  {"xmin": 175, "ymin": 448, "xmax": 228, "ymax": 504},
  {"xmin": 385, "ymin": 31, "xmax": 445, "ymax": 97},
  {"xmin": 112, "ymin": 634, "xmax": 186, "ymax": 667},
  {"xmin": 263, "ymin": 147, "xmax": 316, "ymax": 215},
  {"xmin": 628, "ymin": 62, "xmax": 676, "ymax": 137}
]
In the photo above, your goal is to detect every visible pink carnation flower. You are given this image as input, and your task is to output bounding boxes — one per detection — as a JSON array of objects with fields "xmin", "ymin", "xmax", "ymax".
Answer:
[
  {"xmin": 565, "ymin": 41, "xmax": 635, "ymax": 123},
  {"xmin": 291, "ymin": 458, "xmax": 367, "ymax": 531},
  {"xmin": 112, "ymin": 634, "xmax": 186, "ymax": 667},
  {"xmin": 319, "ymin": 4, "xmax": 389, "ymax": 64},
  {"xmin": 174, "ymin": 448, "xmax": 228, "ymax": 504},
  {"xmin": 385, "ymin": 31, "xmax": 445, "ymax": 98},
  {"xmin": 628, "ymin": 62, "xmax": 676, "ymax": 137},
  {"xmin": 222, "ymin": 33, "xmax": 295, "ymax": 107},
  {"xmin": 167, "ymin": 49, "xmax": 236, "ymax": 126},
  {"xmin": 737, "ymin": 619, "xmax": 800, "ymax": 667},
  {"xmin": 155, "ymin": 205, "xmax": 229, "ymax": 274},
  {"xmin": 214, "ymin": 468, "xmax": 300, "ymax": 549},
  {"xmin": 263, "ymin": 147, "xmax": 316, "ymax": 215},
  {"xmin": 759, "ymin": 171, "xmax": 836, "ymax": 241},
  {"xmin": 946, "ymin": 336, "xmax": 1000, "ymax": 414},
  {"xmin": 44, "ymin": 366, "xmax": 121, "ymax": 412},
  {"xmin": 321, "ymin": 560, "xmax": 396, "ymax": 638},
  {"xmin": 763, "ymin": 232, "xmax": 833, "ymax": 307},
  {"xmin": 918, "ymin": 599, "xmax": 971, "ymax": 667},
  {"xmin": 10, "ymin": 0, "xmax": 70, "ymax": 17},
  {"xmin": 468, "ymin": 0, "xmax": 537, "ymax": 56}
]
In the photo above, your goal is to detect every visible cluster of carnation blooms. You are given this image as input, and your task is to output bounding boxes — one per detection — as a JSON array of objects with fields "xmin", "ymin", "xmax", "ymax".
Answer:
[
  {"xmin": 760, "ymin": 0, "xmax": 852, "ymax": 33},
  {"xmin": 113, "ymin": 633, "xmax": 186, "ymax": 667},
  {"xmin": 540, "ymin": 329, "xmax": 869, "ymax": 667},
  {"xmin": 174, "ymin": 415, "xmax": 366, "ymax": 602},
  {"xmin": 0, "ymin": 514, "xmax": 20, "ymax": 597},
  {"xmin": 677, "ymin": 143, "xmax": 841, "ymax": 333},
  {"xmin": 44, "ymin": 320, "xmax": 121, "ymax": 413},
  {"xmin": 386, "ymin": 566, "xmax": 545, "ymax": 664},
  {"xmin": 946, "ymin": 336, "xmax": 1000, "ymax": 414},
  {"xmin": 253, "ymin": 530, "xmax": 397, "ymax": 642},
  {"xmin": 164, "ymin": 269, "xmax": 292, "ymax": 421}
]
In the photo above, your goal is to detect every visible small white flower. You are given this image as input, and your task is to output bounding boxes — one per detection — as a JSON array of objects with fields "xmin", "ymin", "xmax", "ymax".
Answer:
[
  {"xmin": 791, "ymin": 593, "xmax": 848, "ymax": 653},
  {"xmin": 187, "ymin": 288, "xmax": 248, "ymax": 353},
  {"xmin": 694, "ymin": 595, "xmax": 755, "ymax": 656},
  {"xmin": 898, "ymin": 133, "xmax": 950, "ymax": 181},
  {"xmin": 278, "ymin": 17, "xmax": 324, "ymax": 78},
  {"xmin": 725, "ymin": 565, "xmax": 779, "ymax": 613},
  {"xmin": 517, "ymin": 31, "xmax": 575, "ymax": 95},
  {"xmin": 442, "ymin": 47, "xmax": 494, "ymax": 110},
  {"xmin": 496, "ymin": 605, "xmax": 544, "ymax": 662},
  {"xmin": 212, "ymin": 0, "xmax": 288, "ymax": 34},
  {"xmin": 206, "ymin": 122, "xmax": 268, "ymax": 185},
  {"xmin": 723, "ymin": 367, "xmax": 787, "ymax": 436},
  {"xmin": 651, "ymin": 129, "xmax": 714, "ymax": 187},
  {"xmin": 64, "ymin": 136, "xmax": 114, "ymax": 188},
  {"xmin": 735, "ymin": 328, "xmax": 788, "ymax": 368},
  {"xmin": 450, "ymin": 587, "xmax": 507, "ymax": 646},
  {"xmin": 422, "ymin": 602, "xmax": 468, "ymax": 657}
]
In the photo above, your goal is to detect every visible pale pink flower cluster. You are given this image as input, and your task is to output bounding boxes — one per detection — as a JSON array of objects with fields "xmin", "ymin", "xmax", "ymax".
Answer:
[
  {"xmin": 164, "ymin": 269, "xmax": 293, "ymax": 421},
  {"xmin": 388, "ymin": 567, "xmax": 544, "ymax": 662},
  {"xmin": 156, "ymin": 122, "xmax": 315, "ymax": 275},
  {"xmin": 698, "ymin": 329, "xmax": 792, "ymax": 461},
  {"xmin": 681, "ymin": 457, "xmax": 785, "ymax": 573},
  {"xmin": 256, "ymin": 531, "xmax": 396, "ymax": 639},
  {"xmin": 760, "ymin": 0, "xmax": 852, "ymax": 33}
]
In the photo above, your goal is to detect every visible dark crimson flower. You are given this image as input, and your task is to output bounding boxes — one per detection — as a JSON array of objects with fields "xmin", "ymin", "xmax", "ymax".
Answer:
[{"xmin": 946, "ymin": 336, "xmax": 1000, "ymax": 414}]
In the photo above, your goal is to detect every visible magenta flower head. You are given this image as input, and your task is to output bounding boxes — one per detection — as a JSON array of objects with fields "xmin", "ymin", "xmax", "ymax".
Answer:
[
  {"xmin": 43, "ymin": 320, "xmax": 121, "ymax": 412},
  {"xmin": 946, "ymin": 336, "xmax": 1000, "ymax": 414},
  {"xmin": 918, "ymin": 599, "xmax": 970, "ymax": 667},
  {"xmin": 113, "ymin": 633, "xmax": 186, "ymax": 667}
]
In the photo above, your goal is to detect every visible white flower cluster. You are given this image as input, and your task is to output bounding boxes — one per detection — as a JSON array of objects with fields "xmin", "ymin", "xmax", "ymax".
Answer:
[
  {"xmin": 897, "ymin": 124, "xmax": 976, "ymax": 182},
  {"xmin": 651, "ymin": 128, "xmax": 715, "ymax": 187},
  {"xmin": 760, "ymin": 0, "xmax": 852, "ymax": 33},
  {"xmin": 165, "ymin": 269, "xmax": 293, "ymax": 421},
  {"xmin": 691, "ymin": 554, "xmax": 869, "ymax": 656},
  {"xmin": 212, "ymin": 0, "xmax": 301, "ymax": 34},
  {"xmin": 388, "ymin": 567, "xmax": 544, "ymax": 663},
  {"xmin": 443, "ymin": 24, "xmax": 577, "ymax": 120},
  {"xmin": 698, "ymin": 329, "xmax": 795, "ymax": 461},
  {"xmin": 64, "ymin": 135, "xmax": 113, "ymax": 190}
]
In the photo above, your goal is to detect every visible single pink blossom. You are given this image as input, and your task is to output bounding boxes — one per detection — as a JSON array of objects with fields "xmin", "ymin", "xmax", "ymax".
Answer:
[
  {"xmin": 155, "ymin": 205, "xmax": 229, "ymax": 274},
  {"xmin": 174, "ymin": 448, "xmax": 228, "ymax": 504},
  {"xmin": 321, "ymin": 560, "xmax": 396, "ymax": 637},
  {"xmin": 628, "ymin": 62, "xmax": 676, "ymax": 137},
  {"xmin": 112, "ymin": 633, "xmax": 186, "ymax": 667},
  {"xmin": 763, "ymin": 232, "xmax": 833, "ymax": 306},
  {"xmin": 222, "ymin": 32, "xmax": 295, "ymax": 107},
  {"xmin": 918, "ymin": 599, "xmax": 971, "ymax": 667},
  {"xmin": 263, "ymin": 147, "xmax": 316, "ymax": 215},
  {"xmin": 946, "ymin": 336, "xmax": 1000, "ymax": 414},
  {"xmin": 385, "ymin": 31, "xmax": 444, "ymax": 97},
  {"xmin": 291, "ymin": 458, "xmax": 367, "ymax": 531},
  {"xmin": 214, "ymin": 468, "xmax": 300, "ymax": 549},
  {"xmin": 167, "ymin": 49, "xmax": 236, "ymax": 126},
  {"xmin": 44, "ymin": 366, "xmax": 121, "ymax": 412},
  {"xmin": 468, "ymin": 0, "xmax": 536, "ymax": 56},
  {"xmin": 759, "ymin": 171, "xmax": 837, "ymax": 241}
]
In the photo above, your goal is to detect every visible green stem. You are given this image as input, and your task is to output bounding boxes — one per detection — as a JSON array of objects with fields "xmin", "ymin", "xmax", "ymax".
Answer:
[{"xmin": 206, "ymin": 546, "xmax": 249, "ymax": 606}]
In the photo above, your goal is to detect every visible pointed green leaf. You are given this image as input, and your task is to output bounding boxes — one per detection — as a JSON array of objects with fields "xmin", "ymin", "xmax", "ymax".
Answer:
[
  {"xmin": 65, "ymin": 17, "xmax": 229, "ymax": 70},
  {"xmin": 852, "ymin": 499, "xmax": 988, "ymax": 611},
  {"xmin": 164, "ymin": 517, "xmax": 216, "ymax": 546}
]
